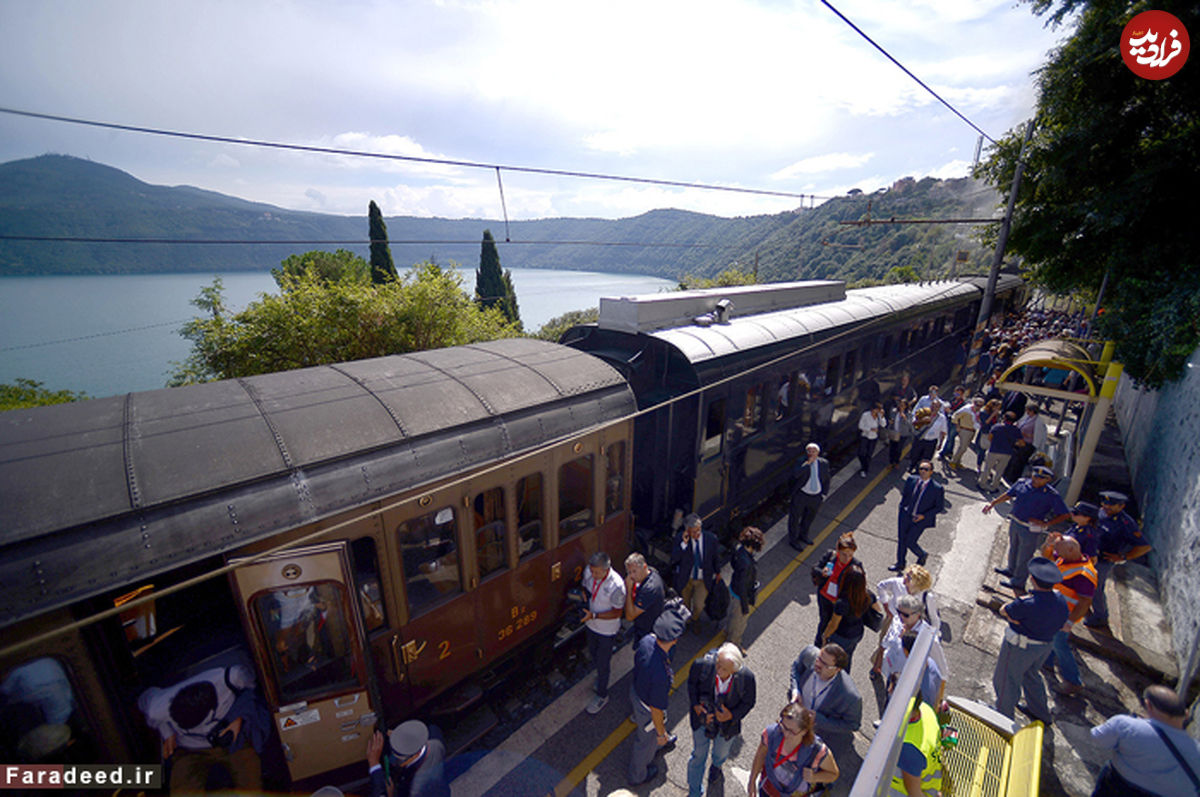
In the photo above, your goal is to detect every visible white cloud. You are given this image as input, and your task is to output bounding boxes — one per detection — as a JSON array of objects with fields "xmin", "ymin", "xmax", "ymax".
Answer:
[
  {"xmin": 208, "ymin": 153, "xmax": 240, "ymax": 169},
  {"xmin": 771, "ymin": 153, "xmax": 876, "ymax": 181}
]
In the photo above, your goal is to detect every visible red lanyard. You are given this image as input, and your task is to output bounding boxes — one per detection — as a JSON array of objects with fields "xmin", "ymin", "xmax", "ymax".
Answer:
[
  {"xmin": 772, "ymin": 733, "xmax": 804, "ymax": 770},
  {"xmin": 631, "ymin": 579, "xmax": 639, "ymax": 603}
]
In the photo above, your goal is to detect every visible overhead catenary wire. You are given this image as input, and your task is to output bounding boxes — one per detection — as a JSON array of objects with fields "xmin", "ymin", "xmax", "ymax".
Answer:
[
  {"xmin": 0, "ymin": 106, "xmax": 834, "ymax": 203},
  {"xmin": 0, "ymin": 278, "xmax": 982, "ymax": 658},
  {"xmin": 819, "ymin": 0, "xmax": 998, "ymax": 146}
]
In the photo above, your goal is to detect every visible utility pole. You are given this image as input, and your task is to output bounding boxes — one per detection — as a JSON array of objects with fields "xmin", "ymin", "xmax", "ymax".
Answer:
[{"xmin": 965, "ymin": 120, "xmax": 1036, "ymax": 385}]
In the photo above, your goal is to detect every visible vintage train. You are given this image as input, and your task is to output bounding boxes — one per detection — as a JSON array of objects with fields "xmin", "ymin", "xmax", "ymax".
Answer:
[{"xmin": 0, "ymin": 275, "xmax": 1022, "ymax": 789}]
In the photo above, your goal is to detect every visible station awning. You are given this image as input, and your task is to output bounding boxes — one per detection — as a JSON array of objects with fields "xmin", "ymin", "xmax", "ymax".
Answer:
[{"xmin": 998, "ymin": 339, "xmax": 1101, "ymax": 401}]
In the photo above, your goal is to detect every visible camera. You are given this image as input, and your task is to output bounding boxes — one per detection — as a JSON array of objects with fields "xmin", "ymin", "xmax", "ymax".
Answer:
[
  {"xmin": 564, "ymin": 585, "xmax": 588, "ymax": 626},
  {"xmin": 700, "ymin": 699, "xmax": 719, "ymax": 739},
  {"xmin": 206, "ymin": 719, "xmax": 234, "ymax": 749}
]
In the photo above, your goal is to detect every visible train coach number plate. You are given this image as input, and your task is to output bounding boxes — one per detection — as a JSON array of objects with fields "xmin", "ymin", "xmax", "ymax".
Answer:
[{"xmin": 280, "ymin": 708, "xmax": 320, "ymax": 730}]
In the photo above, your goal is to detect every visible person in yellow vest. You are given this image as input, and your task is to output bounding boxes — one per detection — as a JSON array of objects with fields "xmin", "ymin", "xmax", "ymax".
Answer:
[
  {"xmin": 1040, "ymin": 533, "xmax": 1097, "ymax": 697},
  {"xmin": 887, "ymin": 697, "xmax": 944, "ymax": 797}
]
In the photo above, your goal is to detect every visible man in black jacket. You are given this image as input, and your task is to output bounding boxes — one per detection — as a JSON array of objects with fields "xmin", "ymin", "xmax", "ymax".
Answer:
[
  {"xmin": 366, "ymin": 720, "xmax": 449, "ymax": 797},
  {"xmin": 686, "ymin": 643, "xmax": 757, "ymax": 794},
  {"xmin": 670, "ymin": 513, "xmax": 721, "ymax": 634},
  {"xmin": 789, "ymin": 443, "xmax": 831, "ymax": 549}
]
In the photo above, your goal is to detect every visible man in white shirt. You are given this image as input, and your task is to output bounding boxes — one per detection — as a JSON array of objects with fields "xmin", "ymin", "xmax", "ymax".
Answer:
[
  {"xmin": 948, "ymin": 397, "xmax": 983, "ymax": 469},
  {"xmin": 856, "ymin": 402, "xmax": 886, "ymax": 478},
  {"xmin": 582, "ymin": 551, "xmax": 627, "ymax": 714}
]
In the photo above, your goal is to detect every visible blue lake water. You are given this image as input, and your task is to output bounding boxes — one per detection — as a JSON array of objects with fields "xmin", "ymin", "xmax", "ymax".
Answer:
[{"xmin": 0, "ymin": 268, "xmax": 676, "ymax": 398}]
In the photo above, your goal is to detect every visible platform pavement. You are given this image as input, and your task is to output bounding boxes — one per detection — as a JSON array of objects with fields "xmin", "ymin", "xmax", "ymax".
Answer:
[{"xmin": 450, "ymin": 422, "xmax": 1178, "ymax": 797}]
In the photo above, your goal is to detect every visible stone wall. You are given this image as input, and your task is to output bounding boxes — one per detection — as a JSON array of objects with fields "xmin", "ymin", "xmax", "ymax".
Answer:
[{"xmin": 1113, "ymin": 346, "xmax": 1200, "ymax": 715}]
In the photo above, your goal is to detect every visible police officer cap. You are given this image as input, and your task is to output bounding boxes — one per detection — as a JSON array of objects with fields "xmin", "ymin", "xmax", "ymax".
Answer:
[
  {"xmin": 1027, "ymin": 556, "xmax": 1063, "ymax": 585},
  {"xmin": 1071, "ymin": 501, "xmax": 1099, "ymax": 519},
  {"xmin": 653, "ymin": 605, "xmax": 688, "ymax": 641},
  {"xmin": 388, "ymin": 720, "xmax": 429, "ymax": 759},
  {"xmin": 1032, "ymin": 465, "xmax": 1055, "ymax": 479},
  {"xmin": 1099, "ymin": 490, "xmax": 1128, "ymax": 505}
]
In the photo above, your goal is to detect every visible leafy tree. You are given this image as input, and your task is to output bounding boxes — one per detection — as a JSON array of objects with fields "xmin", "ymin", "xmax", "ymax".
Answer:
[
  {"xmin": 976, "ymin": 0, "xmax": 1199, "ymax": 388},
  {"xmin": 534, "ymin": 308, "xmax": 600, "ymax": 341},
  {"xmin": 368, "ymin": 200, "xmax": 398, "ymax": 284},
  {"xmin": 474, "ymin": 230, "xmax": 522, "ymax": 329},
  {"xmin": 0, "ymin": 378, "xmax": 89, "ymax": 412},
  {"xmin": 170, "ymin": 261, "xmax": 518, "ymax": 385},
  {"xmin": 272, "ymin": 249, "xmax": 370, "ymax": 287},
  {"xmin": 676, "ymin": 267, "xmax": 758, "ymax": 290}
]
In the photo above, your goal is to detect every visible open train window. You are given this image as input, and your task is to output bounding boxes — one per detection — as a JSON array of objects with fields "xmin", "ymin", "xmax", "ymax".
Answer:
[
  {"xmin": 605, "ymin": 441, "xmax": 626, "ymax": 514},
  {"xmin": 558, "ymin": 455, "xmax": 594, "ymax": 536},
  {"xmin": 516, "ymin": 473, "xmax": 545, "ymax": 559},
  {"xmin": 397, "ymin": 507, "xmax": 462, "ymax": 616},
  {"xmin": 741, "ymin": 384, "xmax": 763, "ymax": 436},
  {"xmin": 251, "ymin": 582, "xmax": 358, "ymax": 704},
  {"xmin": 824, "ymin": 356, "xmax": 840, "ymax": 395},
  {"xmin": 700, "ymin": 398, "xmax": 726, "ymax": 459},
  {"xmin": 473, "ymin": 487, "xmax": 509, "ymax": 580},
  {"xmin": 842, "ymin": 350, "xmax": 857, "ymax": 391},
  {"xmin": 1, "ymin": 657, "xmax": 94, "ymax": 764},
  {"xmin": 775, "ymin": 374, "xmax": 793, "ymax": 419},
  {"xmin": 350, "ymin": 537, "xmax": 387, "ymax": 634},
  {"xmin": 880, "ymin": 334, "xmax": 893, "ymax": 359}
]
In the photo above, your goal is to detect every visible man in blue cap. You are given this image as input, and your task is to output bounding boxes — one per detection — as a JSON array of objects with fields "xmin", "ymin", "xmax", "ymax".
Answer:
[
  {"xmin": 983, "ymin": 465, "xmax": 1071, "ymax": 592},
  {"xmin": 1085, "ymin": 491, "xmax": 1151, "ymax": 631},
  {"xmin": 991, "ymin": 556, "xmax": 1069, "ymax": 724},
  {"xmin": 628, "ymin": 600, "xmax": 688, "ymax": 786}
]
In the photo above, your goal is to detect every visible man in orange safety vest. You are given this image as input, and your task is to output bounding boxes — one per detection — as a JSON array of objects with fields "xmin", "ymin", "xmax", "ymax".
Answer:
[{"xmin": 1040, "ymin": 533, "xmax": 1097, "ymax": 697}]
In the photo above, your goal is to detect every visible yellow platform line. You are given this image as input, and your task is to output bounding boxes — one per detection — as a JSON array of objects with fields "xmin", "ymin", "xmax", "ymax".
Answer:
[{"xmin": 554, "ymin": 464, "xmax": 899, "ymax": 795}]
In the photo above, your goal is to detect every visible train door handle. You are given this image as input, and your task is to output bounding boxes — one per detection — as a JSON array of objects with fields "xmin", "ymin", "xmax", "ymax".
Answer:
[{"xmin": 282, "ymin": 742, "xmax": 294, "ymax": 762}]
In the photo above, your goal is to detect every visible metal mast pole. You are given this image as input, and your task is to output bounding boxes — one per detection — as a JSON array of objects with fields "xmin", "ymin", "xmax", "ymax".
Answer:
[{"xmin": 965, "ymin": 120, "xmax": 1036, "ymax": 386}]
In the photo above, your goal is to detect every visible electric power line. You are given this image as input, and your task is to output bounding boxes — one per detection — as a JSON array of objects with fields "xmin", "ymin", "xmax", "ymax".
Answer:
[
  {"xmin": 819, "ymin": 0, "xmax": 998, "ymax": 145},
  {"xmin": 0, "ymin": 106, "xmax": 836, "ymax": 203}
]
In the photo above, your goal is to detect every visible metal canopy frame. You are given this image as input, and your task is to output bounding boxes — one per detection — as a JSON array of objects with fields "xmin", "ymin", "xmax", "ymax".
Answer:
[{"xmin": 993, "ymin": 339, "xmax": 1123, "ymax": 504}]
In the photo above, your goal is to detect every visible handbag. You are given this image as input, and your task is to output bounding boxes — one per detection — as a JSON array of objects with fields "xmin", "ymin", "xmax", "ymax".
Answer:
[
  {"xmin": 705, "ymin": 575, "xmax": 730, "ymax": 621},
  {"xmin": 863, "ymin": 603, "xmax": 884, "ymax": 633}
]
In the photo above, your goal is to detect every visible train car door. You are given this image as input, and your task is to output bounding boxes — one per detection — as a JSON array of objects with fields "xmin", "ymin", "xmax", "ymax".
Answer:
[
  {"xmin": 230, "ymin": 543, "xmax": 375, "ymax": 783},
  {"xmin": 694, "ymin": 394, "xmax": 728, "ymax": 520},
  {"xmin": 383, "ymin": 494, "xmax": 478, "ymax": 709}
]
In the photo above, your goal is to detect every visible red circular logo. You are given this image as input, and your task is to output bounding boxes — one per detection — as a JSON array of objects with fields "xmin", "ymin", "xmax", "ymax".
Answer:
[{"xmin": 1122, "ymin": 10, "xmax": 1190, "ymax": 80}]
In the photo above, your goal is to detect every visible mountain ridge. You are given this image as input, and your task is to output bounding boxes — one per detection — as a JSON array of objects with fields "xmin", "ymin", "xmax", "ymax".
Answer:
[{"xmin": 0, "ymin": 154, "xmax": 1003, "ymax": 281}]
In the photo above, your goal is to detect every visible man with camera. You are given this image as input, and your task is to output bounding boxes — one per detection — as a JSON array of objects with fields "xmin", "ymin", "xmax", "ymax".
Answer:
[
  {"xmin": 138, "ymin": 664, "xmax": 264, "ymax": 792},
  {"xmin": 685, "ymin": 642, "xmax": 757, "ymax": 796}
]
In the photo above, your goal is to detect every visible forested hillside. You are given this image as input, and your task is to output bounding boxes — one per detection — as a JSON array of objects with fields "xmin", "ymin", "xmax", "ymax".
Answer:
[{"xmin": 0, "ymin": 155, "xmax": 1002, "ymax": 281}]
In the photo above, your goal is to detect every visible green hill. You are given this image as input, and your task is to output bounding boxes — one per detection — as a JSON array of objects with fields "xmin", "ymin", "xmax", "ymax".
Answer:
[{"xmin": 0, "ymin": 155, "xmax": 1003, "ymax": 280}]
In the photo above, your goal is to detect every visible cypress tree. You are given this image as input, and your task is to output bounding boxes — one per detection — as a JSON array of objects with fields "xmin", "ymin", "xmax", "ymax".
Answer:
[
  {"xmin": 368, "ymin": 200, "xmax": 398, "ymax": 284},
  {"xmin": 475, "ymin": 229, "xmax": 522, "ymax": 329}
]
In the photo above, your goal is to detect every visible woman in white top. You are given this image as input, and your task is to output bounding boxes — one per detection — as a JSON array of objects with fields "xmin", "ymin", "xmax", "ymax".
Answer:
[{"xmin": 873, "ymin": 566, "xmax": 944, "ymax": 675}]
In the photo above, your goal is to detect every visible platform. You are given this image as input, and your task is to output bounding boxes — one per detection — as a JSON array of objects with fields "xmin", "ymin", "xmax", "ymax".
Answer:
[{"xmin": 446, "ymin": 411, "xmax": 1177, "ymax": 797}]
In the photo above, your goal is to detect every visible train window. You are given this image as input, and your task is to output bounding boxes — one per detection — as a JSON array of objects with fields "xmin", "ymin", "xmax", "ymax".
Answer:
[
  {"xmin": 350, "ymin": 537, "xmax": 387, "ymax": 634},
  {"xmin": 252, "ymin": 582, "xmax": 358, "ymax": 704},
  {"xmin": 605, "ymin": 441, "xmax": 626, "ymax": 514},
  {"xmin": 775, "ymin": 374, "xmax": 793, "ymax": 419},
  {"xmin": 700, "ymin": 399, "xmax": 726, "ymax": 459},
  {"xmin": 842, "ymin": 350, "xmax": 856, "ymax": 391},
  {"xmin": 741, "ymin": 384, "xmax": 763, "ymax": 436},
  {"xmin": 824, "ymin": 356, "xmax": 840, "ymax": 395},
  {"xmin": 397, "ymin": 507, "xmax": 463, "ymax": 615},
  {"xmin": 880, "ymin": 334, "xmax": 893, "ymax": 359},
  {"xmin": 473, "ymin": 487, "xmax": 509, "ymax": 580},
  {"xmin": 516, "ymin": 473, "xmax": 545, "ymax": 559},
  {"xmin": 0, "ymin": 657, "xmax": 92, "ymax": 763},
  {"xmin": 558, "ymin": 455, "xmax": 595, "ymax": 536}
]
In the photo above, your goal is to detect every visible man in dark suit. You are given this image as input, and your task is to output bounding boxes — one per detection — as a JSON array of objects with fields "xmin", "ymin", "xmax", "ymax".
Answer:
[
  {"xmin": 670, "ymin": 513, "xmax": 720, "ymax": 633},
  {"xmin": 686, "ymin": 642, "xmax": 757, "ymax": 791},
  {"xmin": 891, "ymin": 460, "xmax": 945, "ymax": 572},
  {"xmin": 788, "ymin": 643, "xmax": 862, "ymax": 738},
  {"xmin": 788, "ymin": 443, "xmax": 831, "ymax": 549}
]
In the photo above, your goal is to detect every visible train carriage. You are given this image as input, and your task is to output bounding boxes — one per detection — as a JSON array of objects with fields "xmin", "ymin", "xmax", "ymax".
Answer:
[
  {"xmin": 562, "ymin": 276, "xmax": 1024, "ymax": 539},
  {"xmin": 0, "ymin": 337, "xmax": 635, "ymax": 787}
]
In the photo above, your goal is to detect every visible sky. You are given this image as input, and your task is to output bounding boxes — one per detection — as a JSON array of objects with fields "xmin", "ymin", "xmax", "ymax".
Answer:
[{"xmin": 0, "ymin": 0, "xmax": 1072, "ymax": 221}]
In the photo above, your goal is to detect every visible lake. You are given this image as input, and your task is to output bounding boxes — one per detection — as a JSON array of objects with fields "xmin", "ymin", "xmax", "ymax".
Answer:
[{"xmin": 0, "ymin": 268, "xmax": 677, "ymax": 399}]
